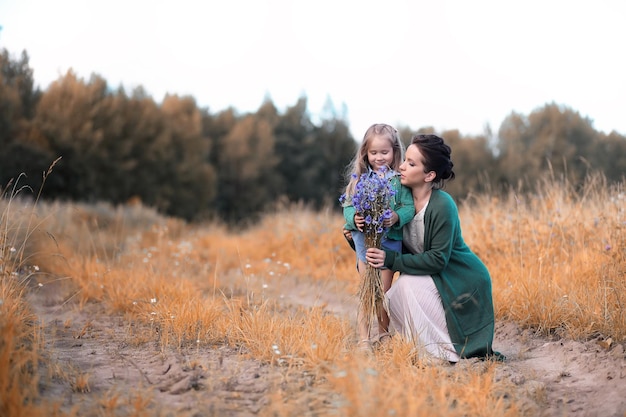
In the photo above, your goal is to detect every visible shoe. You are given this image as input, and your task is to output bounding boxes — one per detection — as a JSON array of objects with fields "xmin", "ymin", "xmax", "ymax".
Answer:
[
  {"xmin": 357, "ymin": 339, "xmax": 373, "ymax": 353},
  {"xmin": 373, "ymin": 332, "xmax": 391, "ymax": 348},
  {"xmin": 378, "ymin": 332, "xmax": 392, "ymax": 344}
]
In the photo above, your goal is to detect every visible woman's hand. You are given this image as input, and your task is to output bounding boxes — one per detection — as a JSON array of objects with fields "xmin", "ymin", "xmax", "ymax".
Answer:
[{"xmin": 366, "ymin": 247, "xmax": 386, "ymax": 268}]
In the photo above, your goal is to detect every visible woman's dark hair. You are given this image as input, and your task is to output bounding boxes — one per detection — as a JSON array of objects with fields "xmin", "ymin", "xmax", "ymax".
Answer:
[{"xmin": 411, "ymin": 134, "xmax": 455, "ymax": 188}]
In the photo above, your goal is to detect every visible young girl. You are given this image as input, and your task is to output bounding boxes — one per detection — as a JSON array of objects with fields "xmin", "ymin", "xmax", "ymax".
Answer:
[{"xmin": 341, "ymin": 123, "xmax": 415, "ymax": 351}]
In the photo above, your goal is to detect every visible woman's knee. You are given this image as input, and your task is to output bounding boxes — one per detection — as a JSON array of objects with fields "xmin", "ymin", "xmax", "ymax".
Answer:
[{"xmin": 390, "ymin": 276, "xmax": 413, "ymax": 294}]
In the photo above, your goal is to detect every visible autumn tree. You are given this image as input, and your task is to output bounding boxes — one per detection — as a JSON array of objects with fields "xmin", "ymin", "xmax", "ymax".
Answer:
[
  {"xmin": 91, "ymin": 86, "xmax": 164, "ymax": 203},
  {"xmin": 209, "ymin": 112, "xmax": 279, "ymax": 225},
  {"xmin": 30, "ymin": 71, "xmax": 112, "ymax": 199},
  {"xmin": 591, "ymin": 131, "xmax": 626, "ymax": 183},
  {"xmin": 0, "ymin": 49, "xmax": 46, "ymax": 193},
  {"xmin": 5, "ymin": 46, "xmax": 625, "ymax": 224},
  {"xmin": 154, "ymin": 94, "xmax": 216, "ymax": 220},
  {"xmin": 495, "ymin": 103, "xmax": 601, "ymax": 190},
  {"xmin": 309, "ymin": 102, "xmax": 356, "ymax": 207},
  {"xmin": 272, "ymin": 97, "xmax": 324, "ymax": 206},
  {"xmin": 439, "ymin": 129, "xmax": 495, "ymax": 199},
  {"xmin": 32, "ymin": 74, "xmax": 216, "ymax": 220}
]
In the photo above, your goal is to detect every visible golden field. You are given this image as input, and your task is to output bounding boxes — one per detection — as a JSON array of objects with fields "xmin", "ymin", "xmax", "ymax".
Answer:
[{"xmin": 1, "ymin": 173, "xmax": 625, "ymax": 417}]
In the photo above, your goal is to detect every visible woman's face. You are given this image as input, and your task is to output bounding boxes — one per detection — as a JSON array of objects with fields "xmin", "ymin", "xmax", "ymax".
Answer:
[
  {"xmin": 367, "ymin": 135, "xmax": 394, "ymax": 171},
  {"xmin": 399, "ymin": 144, "xmax": 430, "ymax": 187}
]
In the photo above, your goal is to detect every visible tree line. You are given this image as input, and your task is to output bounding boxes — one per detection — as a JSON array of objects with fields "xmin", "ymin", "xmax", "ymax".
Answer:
[{"xmin": 1, "ymin": 49, "xmax": 625, "ymax": 226}]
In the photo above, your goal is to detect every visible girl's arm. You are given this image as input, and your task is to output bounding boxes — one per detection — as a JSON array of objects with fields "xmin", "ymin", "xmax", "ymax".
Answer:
[
  {"xmin": 343, "ymin": 205, "xmax": 358, "ymax": 230},
  {"xmin": 388, "ymin": 179, "xmax": 415, "ymax": 230}
]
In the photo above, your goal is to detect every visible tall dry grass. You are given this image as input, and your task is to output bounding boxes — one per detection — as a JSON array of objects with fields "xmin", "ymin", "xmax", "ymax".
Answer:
[
  {"xmin": 1, "ymin": 168, "xmax": 71, "ymax": 417},
  {"xmin": 1, "ymin": 171, "xmax": 624, "ymax": 416},
  {"xmin": 464, "ymin": 172, "xmax": 625, "ymax": 340}
]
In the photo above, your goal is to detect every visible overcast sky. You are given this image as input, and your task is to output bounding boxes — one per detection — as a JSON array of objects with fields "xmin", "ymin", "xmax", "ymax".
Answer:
[{"xmin": 1, "ymin": 0, "xmax": 625, "ymax": 139}]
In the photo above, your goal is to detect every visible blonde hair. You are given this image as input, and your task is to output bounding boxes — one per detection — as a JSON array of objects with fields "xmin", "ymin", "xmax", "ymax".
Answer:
[{"xmin": 343, "ymin": 123, "xmax": 404, "ymax": 199}]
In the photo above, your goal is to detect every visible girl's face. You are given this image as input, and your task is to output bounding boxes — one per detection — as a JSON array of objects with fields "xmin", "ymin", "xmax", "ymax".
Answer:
[
  {"xmin": 367, "ymin": 135, "xmax": 394, "ymax": 171},
  {"xmin": 399, "ymin": 144, "xmax": 432, "ymax": 188}
]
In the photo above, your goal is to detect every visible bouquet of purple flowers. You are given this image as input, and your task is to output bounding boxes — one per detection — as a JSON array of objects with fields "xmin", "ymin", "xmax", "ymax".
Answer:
[{"xmin": 340, "ymin": 167, "xmax": 396, "ymax": 332}]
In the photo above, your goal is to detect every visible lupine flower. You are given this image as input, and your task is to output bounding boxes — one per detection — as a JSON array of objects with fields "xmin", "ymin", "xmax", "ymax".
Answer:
[
  {"xmin": 342, "ymin": 167, "xmax": 396, "ymax": 248},
  {"xmin": 340, "ymin": 166, "xmax": 397, "ymax": 336}
]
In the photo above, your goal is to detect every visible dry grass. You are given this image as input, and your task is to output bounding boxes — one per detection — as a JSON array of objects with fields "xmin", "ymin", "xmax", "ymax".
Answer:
[
  {"xmin": 0, "ymin": 174, "xmax": 67, "ymax": 417},
  {"xmin": 464, "ymin": 172, "xmax": 626, "ymax": 339},
  {"xmin": 1, "ymin": 172, "xmax": 624, "ymax": 416}
]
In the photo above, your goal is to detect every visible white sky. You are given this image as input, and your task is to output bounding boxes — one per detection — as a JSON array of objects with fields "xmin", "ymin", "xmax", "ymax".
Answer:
[{"xmin": 1, "ymin": 0, "xmax": 625, "ymax": 139}]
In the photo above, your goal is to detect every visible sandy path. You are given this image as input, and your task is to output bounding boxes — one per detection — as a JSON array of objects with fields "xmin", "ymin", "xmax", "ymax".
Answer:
[
  {"xmin": 29, "ymin": 277, "xmax": 626, "ymax": 416},
  {"xmin": 283, "ymin": 278, "xmax": 626, "ymax": 416}
]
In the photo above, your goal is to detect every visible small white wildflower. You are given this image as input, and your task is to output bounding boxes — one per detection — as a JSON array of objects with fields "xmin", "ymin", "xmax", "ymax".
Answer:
[
  {"xmin": 269, "ymin": 271, "xmax": 274, "ymax": 276},
  {"xmin": 150, "ymin": 312, "xmax": 157, "ymax": 315},
  {"xmin": 245, "ymin": 263, "xmax": 251, "ymax": 269},
  {"xmin": 33, "ymin": 265, "xmax": 39, "ymax": 271},
  {"xmin": 132, "ymin": 301, "xmax": 137, "ymax": 305},
  {"xmin": 9, "ymin": 247, "xmax": 16, "ymax": 253},
  {"xmin": 38, "ymin": 283, "xmax": 43, "ymax": 287},
  {"xmin": 262, "ymin": 284, "xmax": 268, "ymax": 289},
  {"xmin": 283, "ymin": 263, "xmax": 290, "ymax": 270},
  {"xmin": 150, "ymin": 298, "xmax": 157, "ymax": 304},
  {"xmin": 196, "ymin": 339, "xmax": 200, "ymax": 344},
  {"xmin": 170, "ymin": 315, "xmax": 175, "ymax": 319}
]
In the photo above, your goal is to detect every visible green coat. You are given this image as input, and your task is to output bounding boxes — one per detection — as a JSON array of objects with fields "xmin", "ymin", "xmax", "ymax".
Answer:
[{"xmin": 382, "ymin": 189, "xmax": 495, "ymax": 358}]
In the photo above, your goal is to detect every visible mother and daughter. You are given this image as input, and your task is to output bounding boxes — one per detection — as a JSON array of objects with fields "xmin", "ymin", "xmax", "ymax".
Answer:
[{"xmin": 341, "ymin": 123, "xmax": 500, "ymax": 362}]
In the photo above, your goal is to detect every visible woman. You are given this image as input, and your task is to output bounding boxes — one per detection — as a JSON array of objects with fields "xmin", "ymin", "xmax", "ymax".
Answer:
[{"xmin": 365, "ymin": 134, "xmax": 499, "ymax": 362}]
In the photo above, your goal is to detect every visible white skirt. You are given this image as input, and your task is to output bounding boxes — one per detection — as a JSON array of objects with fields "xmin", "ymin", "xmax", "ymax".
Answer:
[{"xmin": 386, "ymin": 274, "xmax": 460, "ymax": 362}]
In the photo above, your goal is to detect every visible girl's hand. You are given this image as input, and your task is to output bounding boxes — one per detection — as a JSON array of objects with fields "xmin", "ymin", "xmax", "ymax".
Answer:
[
  {"xmin": 366, "ymin": 248, "xmax": 386, "ymax": 268},
  {"xmin": 354, "ymin": 214, "xmax": 365, "ymax": 232},
  {"xmin": 383, "ymin": 211, "xmax": 398, "ymax": 228}
]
